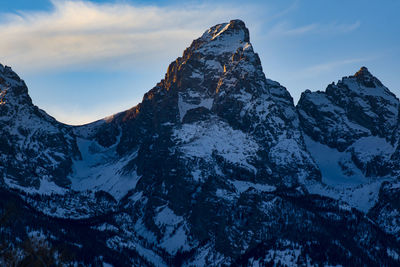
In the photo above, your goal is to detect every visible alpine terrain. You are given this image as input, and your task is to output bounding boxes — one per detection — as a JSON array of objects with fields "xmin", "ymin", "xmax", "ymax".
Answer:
[{"xmin": 0, "ymin": 20, "xmax": 399, "ymax": 266}]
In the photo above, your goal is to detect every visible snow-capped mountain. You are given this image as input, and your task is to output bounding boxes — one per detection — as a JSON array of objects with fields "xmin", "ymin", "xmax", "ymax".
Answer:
[
  {"xmin": 298, "ymin": 66, "xmax": 399, "ymax": 178},
  {"xmin": 296, "ymin": 66, "xmax": 400, "ymax": 245},
  {"xmin": 0, "ymin": 20, "xmax": 399, "ymax": 266},
  {"xmin": 297, "ymin": 66, "xmax": 400, "ymax": 208}
]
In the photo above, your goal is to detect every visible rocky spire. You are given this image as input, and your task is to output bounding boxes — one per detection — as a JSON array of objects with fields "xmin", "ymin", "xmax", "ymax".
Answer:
[
  {"xmin": 352, "ymin": 66, "xmax": 384, "ymax": 88},
  {"xmin": 354, "ymin": 66, "xmax": 372, "ymax": 77},
  {"xmin": 0, "ymin": 64, "xmax": 32, "ymax": 107}
]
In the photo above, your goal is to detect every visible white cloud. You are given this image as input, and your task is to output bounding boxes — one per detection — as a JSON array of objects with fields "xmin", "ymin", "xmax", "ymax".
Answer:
[
  {"xmin": 268, "ymin": 20, "xmax": 360, "ymax": 37},
  {"xmin": 268, "ymin": 22, "xmax": 317, "ymax": 36},
  {"xmin": 291, "ymin": 57, "xmax": 376, "ymax": 79},
  {"xmin": 268, "ymin": 0, "xmax": 299, "ymax": 20},
  {"xmin": 0, "ymin": 0, "xmax": 245, "ymax": 72}
]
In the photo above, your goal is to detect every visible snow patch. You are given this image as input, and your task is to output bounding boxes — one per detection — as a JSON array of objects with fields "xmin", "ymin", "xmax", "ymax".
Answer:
[
  {"xmin": 350, "ymin": 136, "xmax": 395, "ymax": 162},
  {"xmin": 155, "ymin": 206, "xmax": 183, "ymax": 226},
  {"xmin": 155, "ymin": 206, "xmax": 191, "ymax": 254},
  {"xmin": 4, "ymin": 176, "xmax": 67, "ymax": 196},
  {"xmin": 303, "ymin": 134, "xmax": 395, "ymax": 212},
  {"xmin": 231, "ymin": 180, "xmax": 275, "ymax": 194},
  {"xmin": 178, "ymin": 93, "xmax": 213, "ymax": 122},
  {"xmin": 304, "ymin": 135, "xmax": 367, "ymax": 186},
  {"xmin": 160, "ymin": 224, "xmax": 191, "ymax": 254},
  {"xmin": 387, "ymin": 248, "xmax": 400, "ymax": 260},
  {"xmin": 70, "ymin": 137, "xmax": 140, "ymax": 200},
  {"xmin": 173, "ymin": 119, "xmax": 259, "ymax": 172}
]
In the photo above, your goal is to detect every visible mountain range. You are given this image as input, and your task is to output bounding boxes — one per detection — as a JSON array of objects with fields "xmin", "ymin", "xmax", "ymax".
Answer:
[{"xmin": 0, "ymin": 20, "xmax": 399, "ymax": 266}]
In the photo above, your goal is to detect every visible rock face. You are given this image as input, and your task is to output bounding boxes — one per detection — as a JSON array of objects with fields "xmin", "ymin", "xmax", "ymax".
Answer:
[
  {"xmin": 0, "ymin": 20, "xmax": 399, "ymax": 266},
  {"xmin": 0, "ymin": 64, "xmax": 79, "ymax": 189}
]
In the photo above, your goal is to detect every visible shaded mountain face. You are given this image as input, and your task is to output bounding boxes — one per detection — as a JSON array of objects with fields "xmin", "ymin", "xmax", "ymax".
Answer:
[
  {"xmin": 0, "ymin": 64, "xmax": 79, "ymax": 189},
  {"xmin": 368, "ymin": 179, "xmax": 400, "ymax": 241},
  {"xmin": 296, "ymin": 66, "xmax": 400, "ymax": 244},
  {"xmin": 297, "ymin": 67, "xmax": 399, "ymax": 178},
  {"xmin": 0, "ymin": 20, "xmax": 399, "ymax": 266}
]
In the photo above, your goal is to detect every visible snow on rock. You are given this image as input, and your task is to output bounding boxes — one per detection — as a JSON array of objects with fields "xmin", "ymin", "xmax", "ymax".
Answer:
[
  {"xmin": 178, "ymin": 93, "xmax": 213, "ymax": 122},
  {"xmin": 4, "ymin": 176, "xmax": 67, "ymax": 196},
  {"xmin": 230, "ymin": 180, "xmax": 276, "ymax": 194},
  {"xmin": 197, "ymin": 20, "xmax": 250, "ymax": 56},
  {"xmin": 350, "ymin": 136, "xmax": 395, "ymax": 163},
  {"xmin": 306, "ymin": 180, "xmax": 384, "ymax": 212},
  {"xmin": 93, "ymin": 223, "xmax": 119, "ymax": 233},
  {"xmin": 304, "ymin": 135, "xmax": 366, "ymax": 186},
  {"xmin": 368, "ymin": 180, "xmax": 400, "ymax": 239},
  {"xmin": 69, "ymin": 137, "xmax": 140, "ymax": 200},
  {"xmin": 160, "ymin": 224, "xmax": 191, "ymax": 254},
  {"xmin": 155, "ymin": 206, "xmax": 183, "ymax": 226},
  {"xmin": 299, "ymin": 68, "xmax": 400, "ymax": 214},
  {"xmin": 0, "ymin": 64, "xmax": 79, "ymax": 189},
  {"xmin": 172, "ymin": 119, "xmax": 259, "ymax": 172},
  {"xmin": 298, "ymin": 67, "xmax": 399, "ymax": 153},
  {"xmin": 387, "ymin": 248, "xmax": 400, "ymax": 261},
  {"xmin": 303, "ymin": 134, "xmax": 394, "ymax": 212}
]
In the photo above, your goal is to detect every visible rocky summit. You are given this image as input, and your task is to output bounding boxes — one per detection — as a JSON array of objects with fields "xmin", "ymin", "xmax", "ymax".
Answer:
[{"xmin": 0, "ymin": 20, "xmax": 399, "ymax": 266}]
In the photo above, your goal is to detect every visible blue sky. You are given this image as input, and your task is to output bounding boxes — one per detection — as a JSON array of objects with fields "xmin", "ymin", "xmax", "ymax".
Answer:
[{"xmin": 1, "ymin": 0, "xmax": 399, "ymax": 124}]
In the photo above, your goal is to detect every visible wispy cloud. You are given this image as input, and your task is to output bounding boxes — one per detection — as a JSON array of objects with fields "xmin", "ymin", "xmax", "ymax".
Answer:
[
  {"xmin": 0, "ymin": 0, "xmax": 245, "ymax": 72},
  {"xmin": 303, "ymin": 58, "xmax": 368, "ymax": 74},
  {"xmin": 268, "ymin": 20, "xmax": 361, "ymax": 37},
  {"xmin": 269, "ymin": 0, "xmax": 299, "ymax": 20},
  {"xmin": 293, "ymin": 56, "xmax": 377, "ymax": 79},
  {"xmin": 268, "ymin": 22, "xmax": 317, "ymax": 36},
  {"xmin": 331, "ymin": 21, "xmax": 361, "ymax": 33}
]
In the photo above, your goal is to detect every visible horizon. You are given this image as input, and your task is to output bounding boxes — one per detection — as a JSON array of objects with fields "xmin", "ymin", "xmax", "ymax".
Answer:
[{"xmin": 1, "ymin": 0, "xmax": 399, "ymax": 125}]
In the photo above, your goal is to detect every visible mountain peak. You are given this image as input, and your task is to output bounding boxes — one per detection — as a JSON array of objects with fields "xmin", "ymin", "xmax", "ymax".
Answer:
[
  {"xmin": 350, "ymin": 66, "xmax": 383, "ymax": 88},
  {"xmin": 158, "ymin": 19, "xmax": 256, "ymax": 95},
  {"xmin": 0, "ymin": 64, "xmax": 23, "ymax": 86},
  {"xmin": 354, "ymin": 66, "xmax": 372, "ymax": 78},
  {"xmin": 201, "ymin": 19, "xmax": 249, "ymax": 42},
  {"xmin": 0, "ymin": 62, "xmax": 32, "ymax": 108},
  {"xmin": 194, "ymin": 19, "xmax": 251, "ymax": 56}
]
